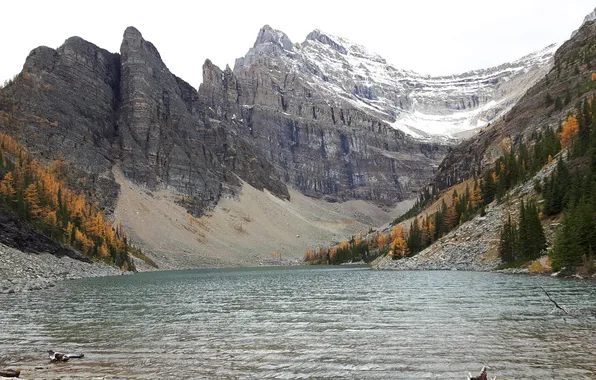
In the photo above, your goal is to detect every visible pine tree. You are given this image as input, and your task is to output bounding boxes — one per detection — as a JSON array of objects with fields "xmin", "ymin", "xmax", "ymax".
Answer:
[
  {"xmin": 550, "ymin": 205, "xmax": 582, "ymax": 272},
  {"xmin": 525, "ymin": 200, "xmax": 546, "ymax": 259},
  {"xmin": 407, "ymin": 218, "xmax": 422, "ymax": 255},
  {"xmin": 482, "ymin": 170, "xmax": 496, "ymax": 205},
  {"xmin": 499, "ymin": 214, "xmax": 518, "ymax": 263},
  {"xmin": 518, "ymin": 199, "xmax": 529, "ymax": 257},
  {"xmin": 545, "ymin": 93, "xmax": 554, "ymax": 107}
]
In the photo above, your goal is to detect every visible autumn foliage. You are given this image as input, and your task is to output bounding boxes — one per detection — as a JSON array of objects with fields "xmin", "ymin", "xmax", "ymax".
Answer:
[
  {"xmin": 0, "ymin": 133, "xmax": 135, "ymax": 270},
  {"xmin": 304, "ymin": 234, "xmax": 369, "ymax": 265},
  {"xmin": 558, "ymin": 115, "xmax": 579, "ymax": 148}
]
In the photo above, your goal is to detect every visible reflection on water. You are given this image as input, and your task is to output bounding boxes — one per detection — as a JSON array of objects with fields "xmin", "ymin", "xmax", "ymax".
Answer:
[{"xmin": 1, "ymin": 267, "xmax": 595, "ymax": 379}]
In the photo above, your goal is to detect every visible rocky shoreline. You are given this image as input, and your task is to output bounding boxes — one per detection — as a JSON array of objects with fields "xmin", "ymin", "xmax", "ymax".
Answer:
[
  {"xmin": 373, "ymin": 203, "xmax": 504, "ymax": 272},
  {"xmin": 0, "ymin": 243, "xmax": 123, "ymax": 294}
]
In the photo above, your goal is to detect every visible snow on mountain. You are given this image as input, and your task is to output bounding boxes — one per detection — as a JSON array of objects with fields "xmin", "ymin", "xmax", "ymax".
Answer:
[{"xmin": 235, "ymin": 26, "xmax": 556, "ymax": 142}]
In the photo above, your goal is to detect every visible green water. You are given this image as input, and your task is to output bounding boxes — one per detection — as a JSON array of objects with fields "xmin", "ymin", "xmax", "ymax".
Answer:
[{"xmin": 1, "ymin": 267, "xmax": 595, "ymax": 379}]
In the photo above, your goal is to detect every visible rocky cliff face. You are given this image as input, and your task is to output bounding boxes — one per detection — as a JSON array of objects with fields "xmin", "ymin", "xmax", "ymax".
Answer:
[
  {"xmin": 117, "ymin": 27, "xmax": 288, "ymax": 214},
  {"xmin": 432, "ymin": 20, "xmax": 596, "ymax": 190},
  {"xmin": 0, "ymin": 23, "xmax": 570, "ymax": 267},
  {"xmin": 198, "ymin": 25, "xmax": 553, "ymax": 205},
  {"xmin": 0, "ymin": 27, "xmax": 288, "ymax": 216},
  {"xmin": 200, "ymin": 27, "xmax": 447, "ymax": 205},
  {"xmin": 234, "ymin": 26, "xmax": 555, "ymax": 141},
  {"xmin": 0, "ymin": 36, "xmax": 121, "ymax": 210}
]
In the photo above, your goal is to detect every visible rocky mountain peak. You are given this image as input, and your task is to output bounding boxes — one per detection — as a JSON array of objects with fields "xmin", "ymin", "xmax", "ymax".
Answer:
[
  {"xmin": 121, "ymin": 26, "xmax": 161, "ymax": 61},
  {"xmin": 253, "ymin": 24, "xmax": 293, "ymax": 50},
  {"xmin": 235, "ymin": 25, "xmax": 555, "ymax": 141},
  {"xmin": 234, "ymin": 25, "xmax": 295, "ymax": 70},
  {"xmin": 581, "ymin": 7, "xmax": 596, "ymax": 24},
  {"xmin": 23, "ymin": 46, "xmax": 57, "ymax": 72},
  {"xmin": 303, "ymin": 29, "xmax": 386, "ymax": 64},
  {"xmin": 305, "ymin": 29, "xmax": 348, "ymax": 55},
  {"xmin": 123, "ymin": 26, "xmax": 143, "ymax": 41}
]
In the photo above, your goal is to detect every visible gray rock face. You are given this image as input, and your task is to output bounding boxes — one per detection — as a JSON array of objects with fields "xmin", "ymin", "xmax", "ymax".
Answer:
[
  {"xmin": 0, "ymin": 27, "xmax": 288, "ymax": 216},
  {"xmin": 214, "ymin": 25, "xmax": 555, "ymax": 204},
  {"xmin": 200, "ymin": 65, "xmax": 444, "ymax": 204},
  {"xmin": 236, "ymin": 27, "xmax": 555, "ymax": 141},
  {"xmin": 204, "ymin": 35, "xmax": 446, "ymax": 205},
  {"xmin": 0, "ymin": 36, "xmax": 121, "ymax": 210},
  {"xmin": 0, "ymin": 24, "xmax": 559, "ymax": 215},
  {"xmin": 117, "ymin": 26, "xmax": 235, "ymax": 212},
  {"xmin": 571, "ymin": 7, "xmax": 596, "ymax": 37}
]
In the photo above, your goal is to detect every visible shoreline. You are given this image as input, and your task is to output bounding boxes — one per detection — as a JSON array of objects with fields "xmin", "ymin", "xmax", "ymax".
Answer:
[
  {"xmin": 0, "ymin": 243, "xmax": 123, "ymax": 294},
  {"xmin": 4, "ymin": 239, "xmax": 594, "ymax": 295}
]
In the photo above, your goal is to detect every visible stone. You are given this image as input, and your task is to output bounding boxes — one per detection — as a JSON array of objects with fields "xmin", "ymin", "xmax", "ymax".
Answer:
[{"xmin": 1, "ymin": 27, "xmax": 288, "ymax": 218}]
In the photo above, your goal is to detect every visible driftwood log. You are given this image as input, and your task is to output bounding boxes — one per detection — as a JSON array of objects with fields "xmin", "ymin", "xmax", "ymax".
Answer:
[
  {"xmin": 48, "ymin": 350, "xmax": 84, "ymax": 362},
  {"xmin": 467, "ymin": 366, "xmax": 496, "ymax": 380},
  {"xmin": 0, "ymin": 368, "xmax": 21, "ymax": 378}
]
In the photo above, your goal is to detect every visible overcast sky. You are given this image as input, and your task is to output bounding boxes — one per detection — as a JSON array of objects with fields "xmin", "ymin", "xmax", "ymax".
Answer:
[{"xmin": 1, "ymin": 1, "xmax": 594, "ymax": 88}]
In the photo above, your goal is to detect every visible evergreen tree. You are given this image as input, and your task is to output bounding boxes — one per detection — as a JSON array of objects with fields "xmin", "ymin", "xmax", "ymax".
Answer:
[
  {"xmin": 545, "ymin": 93, "xmax": 554, "ymax": 107},
  {"xmin": 482, "ymin": 170, "xmax": 496, "ymax": 206},
  {"xmin": 518, "ymin": 199, "xmax": 529, "ymax": 257},
  {"xmin": 554, "ymin": 96, "xmax": 563, "ymax": 111},
  {"xmin": 550, "ymin": 204, "xmax": 583, "ymax": 272},
  {"xmin": 407, "ymin": 218, "xmax": 422, "ymax": 255},
  {"xmin": 524, "ymin": 200, "xmax": 546, "ymax": 259},
  {"xmin": 499, "ymin": 214, "xmax": 517, "ymax": 263}
]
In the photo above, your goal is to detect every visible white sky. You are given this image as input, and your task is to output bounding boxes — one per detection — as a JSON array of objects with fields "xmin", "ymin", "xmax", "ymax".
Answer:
[{"xmin": 0, "ymin": 0, "xmax": 594, "ymax": 88}]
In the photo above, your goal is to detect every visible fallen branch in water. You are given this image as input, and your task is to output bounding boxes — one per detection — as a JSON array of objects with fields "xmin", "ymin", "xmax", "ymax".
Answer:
[
  {"xmin": 48, "ymin": 350, "xmax": 85, "ymax": 362},
  {"xmin": 540, "ymin": 286, "xmax": 568, "ymax": 314},
  {"xmin": 0, "ymin": 368, "xmax": 21, "ymax": 378}
]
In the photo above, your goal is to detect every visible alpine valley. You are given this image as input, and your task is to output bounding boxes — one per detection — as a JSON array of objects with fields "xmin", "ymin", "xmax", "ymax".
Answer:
[{"xmin": 1, "ymin": 9, "xmax": 595, "ymax": 278}]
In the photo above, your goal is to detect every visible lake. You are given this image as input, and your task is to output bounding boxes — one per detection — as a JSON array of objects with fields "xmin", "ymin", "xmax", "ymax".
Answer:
[{"xmin": 1, "ymin": 267, "xmax": 595, "ymax": 379}]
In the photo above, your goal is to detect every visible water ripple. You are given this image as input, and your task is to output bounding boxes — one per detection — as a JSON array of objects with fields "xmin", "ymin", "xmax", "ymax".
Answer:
[{"xmin": 1, "ymin": 268, "xmax": 595, "ymax": 379}]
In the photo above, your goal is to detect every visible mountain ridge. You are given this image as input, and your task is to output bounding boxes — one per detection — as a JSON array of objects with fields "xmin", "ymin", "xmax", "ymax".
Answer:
[
  {"xmin": 235, "ymin": 25, "xmax": 556, "ymax": 141},
  {"xmin": 0, "ymin": 22, "xmax": 564, "ymax": 267}
]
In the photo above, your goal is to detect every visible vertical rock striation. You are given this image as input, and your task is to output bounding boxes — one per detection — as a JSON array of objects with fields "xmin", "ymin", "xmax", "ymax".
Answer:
[
  {"xmin": 0, "ymin": 27, "xmax": 288, "ymax": 216},
  {"xmin": 201, "ymin": 26, "xmax": 446, "ymax": 204}
]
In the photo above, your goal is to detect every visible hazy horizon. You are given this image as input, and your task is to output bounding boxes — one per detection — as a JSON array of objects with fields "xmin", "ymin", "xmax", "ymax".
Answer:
[{"xmin": 0, "ymin": 0, "xmax": 594, "ymax": 87}]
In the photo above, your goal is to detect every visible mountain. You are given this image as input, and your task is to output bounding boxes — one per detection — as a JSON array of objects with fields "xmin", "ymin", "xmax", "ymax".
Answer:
[
  {"xmin": 0, "ymin": 24, "xmax": 558, "ymax": 267},
  {"xmin": 0, "ymin": 27, "xmax": 288, "ymax": 217},
  {"xmin": 432, "ymin": 19, "xmax": 596, "ymax": 190},
  {"xmin": 234, "ymin": 25, "xmax": 556, "ymax": 141},
  {"xmin": 374, "ymin": 18, "xmax": 596, "ymax": 273},
  {"xmin": 199, "ymin": 26, "xmax": 554, "ymax": 205}
]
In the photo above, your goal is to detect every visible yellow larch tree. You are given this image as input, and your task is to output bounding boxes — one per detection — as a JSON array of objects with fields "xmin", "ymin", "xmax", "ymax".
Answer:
[
  {"xmin": 390, "ymin": 235, "xmax": 409, "ymax": 258},
  {"xmin": 391, "ymin": 225, "xmax": 404, "ymax": 241},
  {"xmin": 24, "ymin": 183, "xmax": 41, "ymax": 219},
  {"xmin": 329, "ymin": 247, "xmax": 337, "ymax": 262},
  {"xmin": 377, "ymin": 233, "xmax": 388, "ymax": 248},
  {"xmin": 0, "ymin": 172, "xmax": 16, "ymax": 201},
  {"xmin": 559, "ymin": 115, "xmax": 579, "ymax": 148}
]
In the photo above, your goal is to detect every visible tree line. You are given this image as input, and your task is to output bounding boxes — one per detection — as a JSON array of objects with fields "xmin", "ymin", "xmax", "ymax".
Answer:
[
  {"xmin": 542, "ymin": 97, "xmax": 596, "ymax": 273},
  {"xmin": 498, "ymin": 95, "xmax": 596, "ymax": 274}
]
